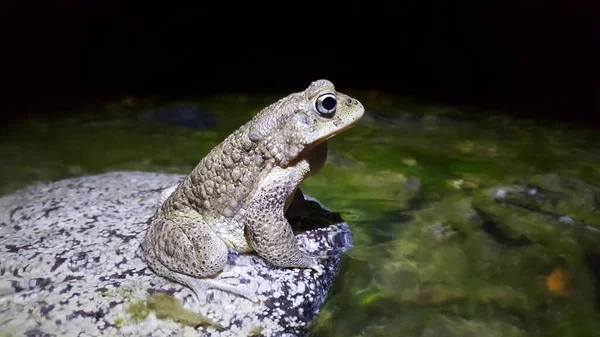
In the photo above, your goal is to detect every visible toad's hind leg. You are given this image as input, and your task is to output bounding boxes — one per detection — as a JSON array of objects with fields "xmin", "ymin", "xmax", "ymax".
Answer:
[{"xmin": 140, "ymin": 215, "xmax": 258, "ymax": 302}]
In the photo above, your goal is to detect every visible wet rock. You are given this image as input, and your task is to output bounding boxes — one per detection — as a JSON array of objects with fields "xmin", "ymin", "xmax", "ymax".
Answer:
[{"xmin": 0, "ymin": 172, "xmax": 352, "ymax": 336}]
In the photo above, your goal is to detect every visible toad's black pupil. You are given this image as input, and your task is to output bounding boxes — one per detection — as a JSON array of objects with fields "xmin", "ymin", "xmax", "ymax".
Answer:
[{"xmin": 322, "ymin": 96, "xmax": 336, "ymax": 110}]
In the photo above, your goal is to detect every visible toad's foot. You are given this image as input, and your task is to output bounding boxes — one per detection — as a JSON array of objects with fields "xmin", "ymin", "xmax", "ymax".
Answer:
[
  {"xmin": 177, "ymin": 273, "xmax": 260, "ymax": 304},
  {"xmin": 309, "ymin": 263, "xmax": 324, "ymax": 276}
]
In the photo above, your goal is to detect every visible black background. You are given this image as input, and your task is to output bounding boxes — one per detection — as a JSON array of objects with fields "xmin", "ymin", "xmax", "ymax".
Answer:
[{"xmin": 21, "ymin": 2, "xmax": 600, "ymax": 125}]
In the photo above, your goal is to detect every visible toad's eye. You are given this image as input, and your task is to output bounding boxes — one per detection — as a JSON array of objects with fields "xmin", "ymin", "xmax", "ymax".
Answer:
[{"xmin": 313, "ymin": 93, "xmax": 337, "ymax": 117}]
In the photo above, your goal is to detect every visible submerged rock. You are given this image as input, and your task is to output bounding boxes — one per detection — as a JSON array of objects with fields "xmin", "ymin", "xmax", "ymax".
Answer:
[
  {"xmin": 473, "ymin": 174, "xmax": 600, "ymax": 249},
  {"xmin": 0, "ymin": 172, "xmax": 352, "ymax": 336}
]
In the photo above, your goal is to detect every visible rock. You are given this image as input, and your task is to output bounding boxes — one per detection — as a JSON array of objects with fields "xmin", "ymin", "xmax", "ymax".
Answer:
[
  {"xmin": 472, "ymin": 176, "xmax": 600, "ymax": 248},
  {"xmin": 141, "ymin": 105, "xmax": 216, "ymax": 129},
  {"xmin": 0, "ymin": 172, "xmax": 352, "ymax": 336}
]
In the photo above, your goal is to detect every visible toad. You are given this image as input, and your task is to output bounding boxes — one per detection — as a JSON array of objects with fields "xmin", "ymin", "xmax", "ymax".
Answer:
[{"xmin": 140, "ymin": 79, "xmax": 364, "ymax": 301}]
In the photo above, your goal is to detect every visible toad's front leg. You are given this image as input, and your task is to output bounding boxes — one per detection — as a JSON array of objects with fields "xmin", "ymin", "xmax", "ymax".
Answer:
[{"xmin": 244, "ymin": 165, "xmax": 324, "ymax": 274}]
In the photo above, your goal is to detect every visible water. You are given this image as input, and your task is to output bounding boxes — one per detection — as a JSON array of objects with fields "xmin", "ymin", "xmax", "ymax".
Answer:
[{"xmin": 302, "ymin": 105, "xmax": 600, "ymax": 337}]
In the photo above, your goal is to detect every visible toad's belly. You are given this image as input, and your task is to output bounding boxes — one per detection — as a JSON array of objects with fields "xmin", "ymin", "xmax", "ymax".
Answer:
[{"xmin": 214, "ymin": 220, "xmax": 253, "ymax": 252}]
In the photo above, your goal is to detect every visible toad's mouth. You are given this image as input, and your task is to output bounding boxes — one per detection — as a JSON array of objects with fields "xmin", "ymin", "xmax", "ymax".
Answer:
[
  {"xmin": 318, "ymin": 114, "xmax": 363, "ymax": 143},
  {"xmin": 322, "ymin": 123, "xmax": 357, "ymax": 142}
]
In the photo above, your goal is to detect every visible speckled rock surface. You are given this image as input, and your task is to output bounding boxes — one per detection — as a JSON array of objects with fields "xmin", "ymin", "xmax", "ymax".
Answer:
[{"xmin": 0, "ymin": 172, "xmax": 353, "ymax": 336}]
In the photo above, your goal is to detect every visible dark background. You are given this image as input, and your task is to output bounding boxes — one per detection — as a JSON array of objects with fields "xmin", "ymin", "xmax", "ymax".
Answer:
[{"xmin": 22, "ymin": 2, "xmax": 600, "ymax": 125}]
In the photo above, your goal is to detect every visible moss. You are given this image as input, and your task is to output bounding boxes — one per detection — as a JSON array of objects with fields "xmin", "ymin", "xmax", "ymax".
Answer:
[
  {"xmin": 147, "ymin": 293, "xmax": 222, "ymax": 329},
  {"xmin": 248, "ymin": 325, "xmax": 265, "ymax": 336},
  {"xmin": 125, "ymin": 300, "xmax": 151, "ymax": 321},
  {"xmin": 124, "ymin": 293, "xmax": 222, "ymax": 329}
]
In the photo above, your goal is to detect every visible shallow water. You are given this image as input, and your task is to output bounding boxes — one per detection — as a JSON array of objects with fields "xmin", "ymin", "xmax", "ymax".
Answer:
[
  {"xmin": 304, "ymin": 107, "xmax": 600, "ymax": 337},
  {"xmin": 1, "ymin": 94, "xmax": 599, "ymax": 336}
]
